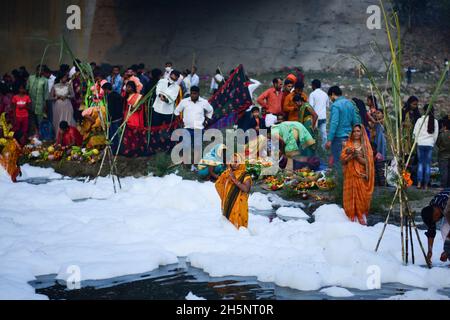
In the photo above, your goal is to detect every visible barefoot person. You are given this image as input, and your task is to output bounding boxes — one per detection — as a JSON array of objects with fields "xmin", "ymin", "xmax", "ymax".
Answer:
[
  {"xmin": 215, "ymin": 154, "xmax": 252, "ymax": 229},
  {"xmin": 341, "ymin": 124, "xmax": 375, "ymax": 225},
  {"xmin": 421, "ymin": 190, "xmax": 450, "ymax": 266}
]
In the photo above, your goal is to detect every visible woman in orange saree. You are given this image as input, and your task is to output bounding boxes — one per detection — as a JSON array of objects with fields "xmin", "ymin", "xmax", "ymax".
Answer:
[
  {"xmin": 341, "ymin": 124, "xmax": 375, "ymax": 225},
  {"xmin": 215, "ymin": 154, "xmax": 253, "ymax": 229}
]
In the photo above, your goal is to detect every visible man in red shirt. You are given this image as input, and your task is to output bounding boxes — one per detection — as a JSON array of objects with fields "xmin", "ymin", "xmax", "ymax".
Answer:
[
  {"xmin": 257, "ymin": 78, "xmax": 283, "ymax": 116},
  {"xmin": 11, "ymin": 85, "xmax": 32, "ymax": 145},
  {"xmin": 56, "ymin": 121, "xmax": 83, "ymax": 147}
]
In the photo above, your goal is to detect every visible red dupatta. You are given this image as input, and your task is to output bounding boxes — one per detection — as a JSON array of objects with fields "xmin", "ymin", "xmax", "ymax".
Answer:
[{"xmin": 124, "ymin": 93, "xmax": 144, "ymax": 128}]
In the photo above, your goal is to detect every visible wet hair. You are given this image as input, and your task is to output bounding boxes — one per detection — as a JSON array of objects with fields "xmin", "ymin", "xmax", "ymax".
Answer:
[
  {"xmin": 59, "ymin": 121, "xmax": 69, "ymax": 130},
  {"xmin": 328, "ymin": 86, "xmax": 342, "ymax": 97},
  {"xmin": 424, "ymin": 104, "xmax": 435, "ymax": 135},
  {"xmin": 190, "ymin": 86, "xmax": 200, "ymax": 93},
  {"xmin": 102, "ymin": 82, "xmax": 113, "ymax": 91},
  {"xmin": 312, "ymin": 79, "xmax": 321, "ymax": 89},
  {"xmin": 368, "ymin": 95, "xmax": 378, "ymax": 110},
  {"xmin": 294, "ymin": 81, "xmax": 305, "ymax": 90},
  {"xmin": 421, "ymin": 206, "xmax": 435, "ymax": 229},
  {"xmin": 126, "ymin": 81, "xmax": 137, "ymax": 93}
]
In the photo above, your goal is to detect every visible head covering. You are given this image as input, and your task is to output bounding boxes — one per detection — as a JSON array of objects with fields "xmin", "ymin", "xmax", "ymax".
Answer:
[{"xmin": 286, "ymin": 74, "xmax": 297, "ymax": 84}]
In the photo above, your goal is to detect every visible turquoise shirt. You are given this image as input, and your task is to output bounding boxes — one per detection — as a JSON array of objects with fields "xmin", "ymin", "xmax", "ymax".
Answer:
[{"xmin": 327, "ymin": 96, "xmax": 361, "ymax": 141}]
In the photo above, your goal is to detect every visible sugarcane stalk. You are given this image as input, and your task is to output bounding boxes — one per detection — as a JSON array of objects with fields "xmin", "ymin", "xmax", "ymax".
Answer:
[
  {"xmin": 399, "ymin": 187, "xmax": 405, "ymax": 264},
  {"xmin": 402, "ymin": 189, "xmax": 430, "ymax": 268},
  {"xmin": 409, "ymin": 214, "xmax": 415, "ymax": 265},
  {"xmin": 405, "ymin": 211, "xmax": 409, "ymax": 264}
]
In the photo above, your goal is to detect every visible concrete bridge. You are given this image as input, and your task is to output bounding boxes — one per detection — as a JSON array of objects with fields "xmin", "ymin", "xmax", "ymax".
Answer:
[{"xmin": 1, "ymin": 0, "xmax": 388, "ymax": 74}]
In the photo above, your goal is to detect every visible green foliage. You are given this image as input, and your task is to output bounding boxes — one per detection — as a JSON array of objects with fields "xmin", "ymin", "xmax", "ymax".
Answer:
[{"xmin": 148, "ymin": 153, "xmax": 173, "ymax": 177}]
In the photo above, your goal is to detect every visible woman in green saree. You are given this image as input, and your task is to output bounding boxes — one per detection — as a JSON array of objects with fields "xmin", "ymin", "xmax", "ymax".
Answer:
[{"xmin": 271, "ymin": 121, "xmax": 316, "ymax": 170}]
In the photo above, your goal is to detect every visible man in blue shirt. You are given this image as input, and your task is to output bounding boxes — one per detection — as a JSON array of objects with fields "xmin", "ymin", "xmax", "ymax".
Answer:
[
  {"xmin": 325, "ymin": 86, "xmax": 360, "ymax": 172},
  {"xmin": 106, "ymin": 66, "xmax": 123, "ymax": 94}
]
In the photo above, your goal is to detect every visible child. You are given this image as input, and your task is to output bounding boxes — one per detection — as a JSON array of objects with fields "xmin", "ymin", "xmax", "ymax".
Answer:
[
  {"xmin": 437, "ymin": 118, "xmax": 450, "ymax": 188},
  {"xmin": 11, "ymin": 84, "xmax": 32, "ymax": 145}
]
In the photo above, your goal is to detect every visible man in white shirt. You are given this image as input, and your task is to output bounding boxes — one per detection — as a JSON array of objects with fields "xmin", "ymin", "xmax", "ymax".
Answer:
[
  {"xmin": 152, "ymin": 70, "xmax": 181, "ymax": 126},
  {"xmin": 210, "ymin": 69, "xmax": 225, "ymax": 94},
  {"xmin": 309, "ymin": 79, "xmax": 330, "ymax": 149},
  {"xmin": 164, "ymin": 62, "xmax": 174, "ymax": 80},
  {"xmin": 188, "ymin": 66, "xmax": 200, "ymax": 88},
  {"xmin": 174, "ymin": 86, "xmax": 214, "ymax": 166}
]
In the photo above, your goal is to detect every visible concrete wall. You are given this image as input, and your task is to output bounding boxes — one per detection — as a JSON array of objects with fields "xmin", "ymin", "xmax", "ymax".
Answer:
[
  {"xmin": 1, "ymin": 0, "xmax": 388, "ymax": 74},
  {"xmin": 0, "ymin": 0, "xmax": 96, "ymax": 73}
]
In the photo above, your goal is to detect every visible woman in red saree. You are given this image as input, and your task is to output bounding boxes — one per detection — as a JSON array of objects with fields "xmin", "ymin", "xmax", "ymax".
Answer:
[
  {"xmin": 341, "ymin": 124, "xmax": 375, "ymax": 225},
  {"xmin": 121, "ymin": 81, "xmax": 147, "ymax": 157}
]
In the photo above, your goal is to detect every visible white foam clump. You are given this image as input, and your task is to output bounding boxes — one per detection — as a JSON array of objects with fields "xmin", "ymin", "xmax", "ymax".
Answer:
[
  {"xmin": 320, "ymin": 287, "xmax": 354, "ymax": 298},
  {"xmin": 276, "ymin": 207, "xmax": 309, "ymax": 220},
  {"xmin": 249, "ymin": 192, "xmax": 273, "ymax": 210},
  {"xmin": 1, "ymin": 165, "xmax": 450, "ymax": 300},
  {"xmin": 385, "ymin": 289, "xmax": 450, "ymax": 300},
  {"xmin": 186, "ymin": 292, "xmax": 206, "ymax": 300}
]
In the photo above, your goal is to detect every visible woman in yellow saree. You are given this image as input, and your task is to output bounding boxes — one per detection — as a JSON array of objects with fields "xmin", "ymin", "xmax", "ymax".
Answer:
[
  {"xmin": 0, "ymin": 113, "xmax": 22, "ymax": 182},
  {"xmin": 215, "ymin": 154, "xmax": 253, "ymax": 229},
  {"xmin": 341, "ymin": 124, "xmax": 375, "ymax": 225}
]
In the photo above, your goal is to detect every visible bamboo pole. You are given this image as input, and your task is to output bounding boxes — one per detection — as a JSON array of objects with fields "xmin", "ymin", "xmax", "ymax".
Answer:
[
  {"xmin": 402, "ymin": 189, "xmax": 430, "ymax": 268},
  {"xmin": 399, "ymin": 188, "xmax": 405, "ymax": 264},
  {"xmin": 409, "ymin": 213, "xmax": 415, "ymax": 265},
  {"xmin": 375, "ymin": 187, "xmax": 400, "ymax": 252},
  {"xmin": 405, "ymin": 212, "xmax": 409, "ymax": 264}
]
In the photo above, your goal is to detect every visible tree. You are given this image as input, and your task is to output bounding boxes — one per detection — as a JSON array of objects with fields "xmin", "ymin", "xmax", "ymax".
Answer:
[{"xmin": 393, "ymin": 0, "xmax": 431, "ymax": 31}]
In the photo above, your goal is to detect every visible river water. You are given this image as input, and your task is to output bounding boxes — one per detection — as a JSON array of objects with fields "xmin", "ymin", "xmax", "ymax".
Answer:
[{"xmin": 21, "ymin": 176, "xmax": 447, "ymax": 300}]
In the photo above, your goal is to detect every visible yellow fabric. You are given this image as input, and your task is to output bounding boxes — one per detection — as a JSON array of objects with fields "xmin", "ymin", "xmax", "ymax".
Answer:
[
  {"xmin": 215, "ymin": 159, "xmax": 252, "ymax": 229},
  {"xmin": 0, "ymin": 138, "xmax": 21, "ymax": 182}
]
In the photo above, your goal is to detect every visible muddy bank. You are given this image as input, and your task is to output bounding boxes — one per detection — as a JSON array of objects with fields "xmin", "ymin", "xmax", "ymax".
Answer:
[{"xmin": 28, "ymin": 156, "xmax": 154, "ymax": 178}]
